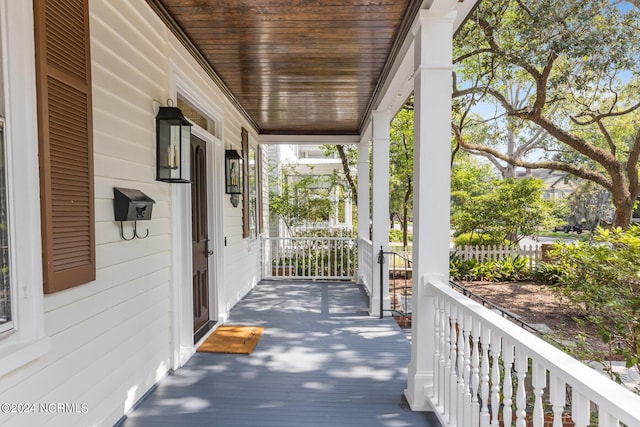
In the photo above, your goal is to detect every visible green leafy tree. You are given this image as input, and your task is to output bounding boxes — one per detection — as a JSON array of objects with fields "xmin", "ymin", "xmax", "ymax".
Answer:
[
  {"xmin": 320, "ymin": 144, "xmax": 358, "ymax": 206},
  {"xmin": 452, "ymin": 176, "xmax": 549, "ymax": 243},
  {"xmin": 269, "ymin": 164, "xmax": 334, "ymax": 234},
  {"xmin": 389, "ymin": 105, "xmax": 414, "ymax": 248},
  {"xmin": 453, "ymin": 0, "xmax": 640, "ymax": 227}
]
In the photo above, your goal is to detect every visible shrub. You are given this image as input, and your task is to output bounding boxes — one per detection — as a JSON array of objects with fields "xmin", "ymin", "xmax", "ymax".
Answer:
[
  {"xmin": 449, "ymin": 254, "xmax": 530, "ymax": 282},
  {"xmin": 531, "ymin": 262, "xmax": 564, "ymax": 285},
  {"xmin": 549, "ymin": 225, "xmax": 640, "ymax": 374},
  {"xmin": 389, "ymin": 228, "xmax": 412, "ymax": 243},
  {"xmin": 453, "ymin": 232, "xmax": 507, "ymax": 246}
]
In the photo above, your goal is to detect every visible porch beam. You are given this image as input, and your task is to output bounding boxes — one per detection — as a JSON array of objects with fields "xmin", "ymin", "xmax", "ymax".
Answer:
[
  {"xmin": 258, "ymin": 134, "xmax": 360, "ymax": 145},
  {"xmin": 370, "ymin": 110, "xmax": 391, "ymax": 317},
  {"xmin": 405, "ymin": 8, "xmax": 457, "ymax": 411}
]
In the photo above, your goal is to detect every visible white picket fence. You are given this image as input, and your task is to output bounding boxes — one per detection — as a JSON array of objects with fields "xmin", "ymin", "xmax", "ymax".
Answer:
[
  {"xmin": 451, "ymin": 244, "xmax": 542, "ymax": 267},
  {"xmin": 389, "ymin": 243, "xmax": 542, "ymax": 267}
]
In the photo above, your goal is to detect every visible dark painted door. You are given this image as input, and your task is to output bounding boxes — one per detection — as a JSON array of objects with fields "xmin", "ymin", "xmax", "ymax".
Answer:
[{"xmin": 191, "ymin": 135, "xmax": 210, "ymax": 334}]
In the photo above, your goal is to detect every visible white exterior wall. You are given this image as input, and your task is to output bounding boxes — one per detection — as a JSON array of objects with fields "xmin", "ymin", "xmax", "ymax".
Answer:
[{"xmin": 0, "ymin": 2, "xmax": 262, "ymax": 426}]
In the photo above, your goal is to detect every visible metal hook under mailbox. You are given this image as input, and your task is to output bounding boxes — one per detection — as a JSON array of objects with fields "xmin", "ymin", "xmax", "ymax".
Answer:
[{"xmin": 119, "ymin": 221, "xmax": 150, "ymax": 241}]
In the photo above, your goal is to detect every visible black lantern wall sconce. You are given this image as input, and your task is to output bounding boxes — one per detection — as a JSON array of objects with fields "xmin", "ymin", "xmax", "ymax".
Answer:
[
  {"xmin": 156, "ymin": 101, "xmax": 192, "ymax": 183},
  {"xmin": 225, "ymin": 149, "xmax": 243, "ymax": 207}
]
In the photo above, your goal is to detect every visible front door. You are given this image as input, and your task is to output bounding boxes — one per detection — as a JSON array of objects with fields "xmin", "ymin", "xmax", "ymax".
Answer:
[{"xmin": 191, "ymin": 135, "xmax": 211, "ymax": 337}]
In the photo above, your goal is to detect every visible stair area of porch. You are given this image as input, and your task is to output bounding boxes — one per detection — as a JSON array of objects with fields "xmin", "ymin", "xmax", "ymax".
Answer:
[{"xmin": 118, "ymin": 280, "xmax": 440, "ymax": 427}]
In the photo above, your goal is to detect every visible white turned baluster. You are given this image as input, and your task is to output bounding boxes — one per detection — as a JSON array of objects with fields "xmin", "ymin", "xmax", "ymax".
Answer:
[
  {"xmin": 457, "ymin": 310, "xmax": 466, "ymax": 426},
  {"xmin": 438, "ymin": 298, "xmax": 447, "ymax": 413},
  {"xmin": 514, "ymin": 350, "xmax": 528, "ymax": 427},
  {"xmin": 463, "ymin": 313, "xmax": 473, "ymax": 427},
  {"xmin": 480, "ymin": 326, "xmax": 491, "ymax": 427},
  {"xmin": 571, "ymin": 390, "xmax": 590, "ymax": 427},
  {"xmin": 531, "ymin": 362, "xmax": 546, "ymax": 427},
  {"xmin": 444, "ymin": 301, "xmax": 452, "ymax": 421},
  {"xmin": 490, "ymin": 333, "xmax": 502, "ymax": 427},
  {"xmin": 449, "ymin": 306, "xmax": 458, "ymax": 426},
  {"xmin": 471, "ymin": 319, "xmax": 481, "ymax": 427},
  {"xmin": 502, "ymin": 342, "xmax": 514, "ymax": 427},
  {"xmin": 549, "ymin": 375, "xmax": 565, "ymax": 427}
]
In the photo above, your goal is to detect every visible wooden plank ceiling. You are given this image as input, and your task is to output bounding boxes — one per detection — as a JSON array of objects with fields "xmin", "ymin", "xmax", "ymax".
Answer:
[{"xmin": 151, "ymin": 0, "xmax": 418, "ymax": 135}]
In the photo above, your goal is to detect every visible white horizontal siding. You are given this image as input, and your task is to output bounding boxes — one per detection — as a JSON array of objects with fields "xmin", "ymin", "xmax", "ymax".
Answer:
[{"xmin": 0, "ymin": 0, "xmax": 266, "ymax": 426}]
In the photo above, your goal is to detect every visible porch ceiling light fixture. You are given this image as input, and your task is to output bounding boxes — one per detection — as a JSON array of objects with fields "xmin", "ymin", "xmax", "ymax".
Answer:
[
  {"xmin": 225, "ymin": 149, "xmax": 242, "ymax": 207},
  {"xmin": 156, "ymin": 101, "xmax": 192, "ymax": 183}
]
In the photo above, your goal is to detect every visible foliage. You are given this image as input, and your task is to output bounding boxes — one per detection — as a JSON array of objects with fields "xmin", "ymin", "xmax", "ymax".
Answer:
[
  {"xmin": 452, "ymin": 176, "xmax": 550, "ymax": 243},
  {"xmin": 450, "ymin": 156, "xmax": 496, "ymax": 216},
  {"xmin": 272, "ymin": 232, "xmax": 357, "ymax": 277},
  {"xmin": 531, "ymin": 262, "xmax": 564, "ymax": 285},
  {"xmin": 389, "ymin": 104, "xmax": 415, "ymax": 248},
  {"xmin": 453, "ymin": 232, "xmax": 506, "ymax": 246},
  {"xmin": 389, "ymin": 228, "xmax": 412, "ymax": 243},
  {"xmin": 449, "ymin": 254, "xmax": 530, "ymax": 282},
  {"xmin": 320, "ymin": 144, "xmax": 358, "ymax": 206},
  {"xmin": 453, "ymin": 0, "xmax": 640, "ymax": 227},
  {"xmin": 269, "ymin": 164, "xmax": 336, "ymax": 233},
  {"xmin": 564, "ymin": 182, "xmax": 614, "ymax": 229},
  {"xmin": 548, "ymin": 225, "xmax": 640, "ymax": 373}
]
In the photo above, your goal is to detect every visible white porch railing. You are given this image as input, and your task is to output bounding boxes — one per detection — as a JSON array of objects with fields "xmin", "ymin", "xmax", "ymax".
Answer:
[
  {"xmin": 425, "ymin": 277, "xmax": 640, "ymax": 427},
  {"xmin": 263, "ymin": 237, "xmax": 357, "ymax": 280},
  {"xmin": 358, "ymin": 238, "xmax": 373, "ymax": 295}
]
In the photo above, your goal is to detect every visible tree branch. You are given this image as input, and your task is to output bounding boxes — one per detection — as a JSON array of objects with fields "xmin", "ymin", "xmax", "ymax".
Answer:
[
  {"xmin": 453, "ymin": 48, "xmax": 493, "ymax": 64},
  {"xmin": 477, "ymin": 16, "xmax": 542, "ymax": 80},
  {"xmin": 570, "ymin": 100, "xmax": 640, "ymax": 125},
  {"xmin": 336, "ymin": 145, "xmax": 357, "ymax": 207},
  {"xmin": 452, "ymin": 123, "xmax": 613, "ymax": 191},
  {"xmin": 595, "ymin": 119, "xmax": 617, "ymax": 156}
]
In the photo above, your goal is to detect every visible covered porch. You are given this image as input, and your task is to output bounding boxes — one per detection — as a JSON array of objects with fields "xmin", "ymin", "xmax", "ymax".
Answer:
[{"xmin": 118, "ymin": 280, "xmax": 440, "ymax": 427}]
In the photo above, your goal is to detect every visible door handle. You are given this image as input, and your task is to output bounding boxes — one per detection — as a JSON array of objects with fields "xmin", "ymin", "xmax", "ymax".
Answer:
[{"xmin": 206, "ymin": 240, "xmax": 214, "ymax": 256}]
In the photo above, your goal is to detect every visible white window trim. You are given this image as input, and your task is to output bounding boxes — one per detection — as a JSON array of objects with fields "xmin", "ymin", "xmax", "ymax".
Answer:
[
  {"xmin": 247, "ymin": 134, "xmax": 261, "ymax": 247},
  {"xmin": 0, "ymin": 0, "xmax": 50, "ymax": 377}
]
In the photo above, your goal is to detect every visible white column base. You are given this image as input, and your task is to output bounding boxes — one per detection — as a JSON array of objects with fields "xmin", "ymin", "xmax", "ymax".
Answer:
[{"xmin": 405, "ymin": 367, "xmax": 434, "ymax": 411}]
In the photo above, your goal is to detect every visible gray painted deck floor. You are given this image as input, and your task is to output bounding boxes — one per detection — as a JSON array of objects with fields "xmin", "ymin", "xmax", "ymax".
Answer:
[{"xmin": 119, "ymin": 281, "xmax": 440, "ymax": 427}]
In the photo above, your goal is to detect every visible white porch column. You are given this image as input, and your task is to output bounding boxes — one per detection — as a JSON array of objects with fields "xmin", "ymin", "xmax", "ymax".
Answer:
[
  {"xmin": 357, "ymin": 139, "xmax": 370, "ymax": 284},
  {"xmin": 371, "ymin": 110, "xmax": 391, "ymax": 317},
  {"xmin": 344, "ymin": 196, "xmax": 352, "ymax": 230},
  {"xmin": 405, "ymin": 8, "xmax": 457, "ymax": 410}
]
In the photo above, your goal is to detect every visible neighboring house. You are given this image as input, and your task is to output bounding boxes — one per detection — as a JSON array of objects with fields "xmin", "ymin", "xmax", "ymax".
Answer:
[
  {"xmin": 268, "ymin": 144, "xmax": 353, "ymax": 237},
  {"xmin": 515, "ymin": 168, "xmax": 581, "ymax": 200}
]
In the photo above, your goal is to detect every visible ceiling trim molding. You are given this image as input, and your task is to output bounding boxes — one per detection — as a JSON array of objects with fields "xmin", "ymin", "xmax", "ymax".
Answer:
[
  {"xmin": 259, "ymin": 134, "xmax": 361, "ymax": 145},
  {"xmin": 145, "ymin": 0, "xmax": 261, "ymax": 134}
]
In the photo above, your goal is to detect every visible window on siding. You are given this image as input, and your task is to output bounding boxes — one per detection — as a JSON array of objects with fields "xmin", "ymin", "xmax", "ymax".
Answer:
[
  {"xmin": 177, "ymin": 96, "xmax": 209, "ymax": 131},
  {"xmin": 242, "ymin": 129, "xmax": 261, "ymax": 239},
  {"xmin": 34, "ymin": 0, "xmax": 96, "ymax": 293},
  {"xmin": 248, "ymin": 147, "xmax": 257, "ymax": 239},
  {"xmin": 0, "ymin": 120, "xmax": 12, "ymax": 335}
]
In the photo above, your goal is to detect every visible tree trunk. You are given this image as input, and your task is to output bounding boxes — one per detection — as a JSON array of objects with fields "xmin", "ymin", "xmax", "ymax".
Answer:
[
  {"xmin": 612, "ymin": 192, "xmax": 635, "ymax": 228},
  {"xmin": 336, "ymin": 145, "xmax": 358, "ymax": 207},
  {"xmin": 402, "ymin": 182, "xmax": 412, "ymax": 249}
]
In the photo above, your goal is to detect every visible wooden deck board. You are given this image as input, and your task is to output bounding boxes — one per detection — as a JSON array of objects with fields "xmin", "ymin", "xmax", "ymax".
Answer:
[{"xmin": 119, "ymin": 281, "xmax": 440, "ymax": 427}]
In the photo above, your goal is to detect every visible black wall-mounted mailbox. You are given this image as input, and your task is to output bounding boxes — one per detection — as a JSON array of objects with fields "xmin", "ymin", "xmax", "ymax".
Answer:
[{"xmin": 113, "ymin": 187, "xmax": 155, "ymax": 221}]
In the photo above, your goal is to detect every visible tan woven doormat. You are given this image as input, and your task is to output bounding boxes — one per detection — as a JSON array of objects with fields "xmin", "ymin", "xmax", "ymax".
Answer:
[{"xmin": 197, "ymin": 325, "xmax": 264, "ymax": 354}]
